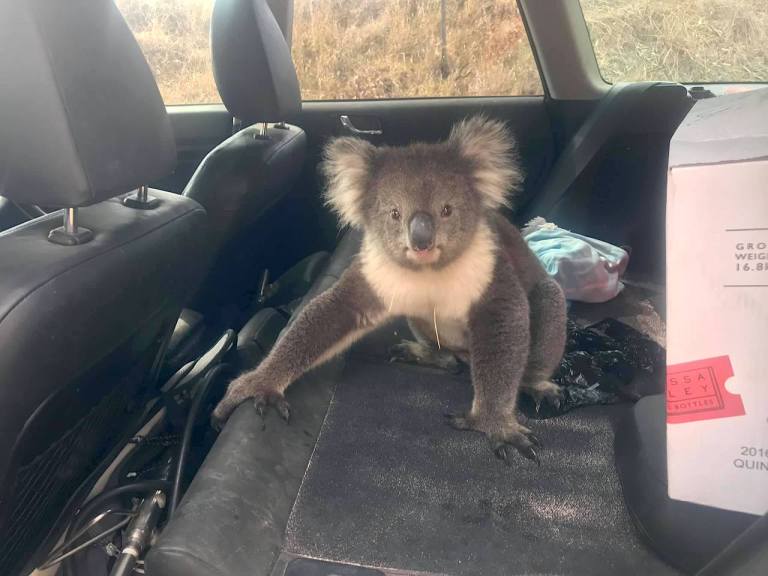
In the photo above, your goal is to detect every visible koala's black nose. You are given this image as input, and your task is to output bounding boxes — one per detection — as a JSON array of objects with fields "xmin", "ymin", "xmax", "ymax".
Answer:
[{"xmin": 409, "ymin": 211, "xmax": 435, "ymax": 251}]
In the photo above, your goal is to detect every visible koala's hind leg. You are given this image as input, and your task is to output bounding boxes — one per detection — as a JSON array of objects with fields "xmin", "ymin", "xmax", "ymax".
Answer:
[
  {"xmin": 212, "ymin": 261, "xmax": 385, "ymax": 427},
  {"xmin": 389, "ymin": 318, "xmax": 462, "ymax": 373},
  {"xmin": 520, "ymin": 278, "xmax": 567, "ymax": 412}
]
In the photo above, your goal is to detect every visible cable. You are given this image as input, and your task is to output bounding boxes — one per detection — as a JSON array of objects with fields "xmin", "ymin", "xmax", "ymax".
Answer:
[
  {"xmin": 62, "ymin": 481, "xmax": 171, "ymax": 576},
  {"xmin": 58, "ymin": 330, "xmax": 236, "ymax": 572},
  {"xmin": 169, "ymin": 363, "xmax": 226, "ymax": 517},
  {"xmin": 160, "ymin": 358, "xmax": 198, "ymax": 394},
  {"xmin": 162, "ymin": 329, "xmax": 236, "ymax": 398},
  {"xmin": 70, "ymin": 481, "xmax": 172, "ymax": 538},
  {"xmin": 108, "ymin": 491, "xmax": 166, "ymax": 576},
  {"xmin": 43, "ymin": 509, "xmax": 131, "ymax": 564},
  {"xmin": 40, "ymin": 516, "xmax": 132, "ymax": 569}
]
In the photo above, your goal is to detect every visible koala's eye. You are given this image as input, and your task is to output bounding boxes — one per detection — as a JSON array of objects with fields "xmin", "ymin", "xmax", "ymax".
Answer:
[
  {"xmin": 441, "ymin": 204, "xmax": 453, "ymax": 218},
  {"xmin": 390, "ymin": 208, "xmax": 401, "ymax": 221}
]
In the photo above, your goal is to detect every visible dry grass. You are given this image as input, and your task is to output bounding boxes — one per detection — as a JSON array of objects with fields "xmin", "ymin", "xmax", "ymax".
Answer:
[
  {"xmin": 115, "ymin": 0, "xmax": 767, "ymax": 105},
  {"xmin": 116, "ymin": 0, "xmax": 218, "ymax": 103},
  {"xmin": 292, "ymin": 0, "xmax": 541, "ymax": 100},
  {"xmin": 581, "ymin": 0, "xmax": 768, "ymax": 83}
]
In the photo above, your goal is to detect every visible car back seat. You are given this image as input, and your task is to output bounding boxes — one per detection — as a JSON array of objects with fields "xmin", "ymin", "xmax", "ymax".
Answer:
[
  {"xmin": 148, "ymin": 84, "xmax": 698, "ymax": 576},
  {"xmin": 283, "ymin": 230, "xmax": 362, "ymax": 326}
]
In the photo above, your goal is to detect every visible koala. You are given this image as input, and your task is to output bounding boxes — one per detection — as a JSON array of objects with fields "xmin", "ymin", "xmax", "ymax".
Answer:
[{"xmin": 213, "ymin": 116, "xmax": 567, "ymax": 465}]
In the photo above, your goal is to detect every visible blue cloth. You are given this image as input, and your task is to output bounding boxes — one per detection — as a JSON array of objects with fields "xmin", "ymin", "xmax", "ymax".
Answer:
[{"xmin": 523, "ymin": 218, "xmax": 630, "ymax": 303}]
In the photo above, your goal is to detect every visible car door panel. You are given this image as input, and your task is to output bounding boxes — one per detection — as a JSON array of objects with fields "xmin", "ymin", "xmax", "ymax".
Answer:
[{"xmin": 290, "ymin": 96, "xmax": 557, "ymax": 249}]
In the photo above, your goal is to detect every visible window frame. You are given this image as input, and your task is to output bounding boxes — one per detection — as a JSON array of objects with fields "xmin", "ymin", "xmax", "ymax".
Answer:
[{"xmin": 519, "ymin": 0, "xmax": 607, "ymax": 100}]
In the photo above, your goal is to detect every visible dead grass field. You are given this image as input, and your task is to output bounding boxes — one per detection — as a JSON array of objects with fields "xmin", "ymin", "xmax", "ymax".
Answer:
[
  {"xmin": 115, "ymin": 0, "xmax": 768, "ymax": 105},
  {"xmin": 582, "ymin": 0, "xmax": 768, "ymax": 83}
]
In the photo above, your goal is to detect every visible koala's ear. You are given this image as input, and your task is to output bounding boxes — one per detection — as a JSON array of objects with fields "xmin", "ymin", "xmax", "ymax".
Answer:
[
  {"xmin": 321, "ymin": 136, "xmax": 376, "ymax": 228},
  {"xmin": 449, "ymin": 115, "xmax": 522, "ymax": 210}
]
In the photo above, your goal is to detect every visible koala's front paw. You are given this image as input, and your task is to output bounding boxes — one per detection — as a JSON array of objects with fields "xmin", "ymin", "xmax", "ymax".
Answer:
[
  {"xmin": 252, "ymin": 388, "xmax": 291, "ymax": 421},
  {"xmin": 211, "ymin": 374, "xmax": 290, "ymax": 430},
  {"xmin": 445, "ymin": 412, "xmax": 541, "ymax": 466}
]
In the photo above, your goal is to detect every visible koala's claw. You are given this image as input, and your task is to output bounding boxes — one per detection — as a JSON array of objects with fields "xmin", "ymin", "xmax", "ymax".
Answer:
[
  {"xmin": 493, "ymin": 444, "xmax": 511, "ymax": 466},
  {"xmin": 527, "ymin": 432, "xmax": 542, "ymax": 447},
  {"xmin": 446, "ymin": 411, "xmax": 543, "ymax": 466},
  {"xmin": 212, "ymin": 379, "xmax": 289, "ymax": 430},
  {"xmin": 211, "ymin": 413, "xmax": 225, "ymax": 432},
  {"xmin": 211, "ymin": 396, "xmax": 239, "ymax": 431},
  {"xmin": 524, "ymin": 380, "xmax": 564, "ymax": 414},
  {"xmin": 492, "ymin": 431, "xmax": 541, "ymax": 466},
  {"xmin": 493, "ymin": 442, "xmax": 534, "ymax": 467},
  {"xmin": 253, "ymin": 390, "xmax": 291, "ymax": 423},
  {"xmin": 520, "ymin": 445, "xmax": 541, "ymax": 466}
]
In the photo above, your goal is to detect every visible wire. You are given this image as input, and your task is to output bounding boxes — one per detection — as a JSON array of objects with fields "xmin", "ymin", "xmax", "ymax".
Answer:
[
  {"xmin": 71, "ymin": 480, "xmax": 172, "ymax": 537},
  {"xmin": 39, "ymin": 516, "xmax": 132, "ymax": 569},
  {"xmin": 165, "ymin": 329, "xmax": 236, "ymax": 397},
  {"xmin": 43, "ymin": 509, "xmax": 131, "ymax": 563},
  {"xmin": 169, "ymin": 363, "xmax": 226, "ymax": 517},
  {"xmin": 160, "ymin": 358, "xmax": 198, "ymax": 393},
  {"xmin": 58, "ymin": 330, "xmax": 236, "ymax": 573},
  {"xmin": 62, "ymin": 481, "xmax": 172, "ymax": 576}
]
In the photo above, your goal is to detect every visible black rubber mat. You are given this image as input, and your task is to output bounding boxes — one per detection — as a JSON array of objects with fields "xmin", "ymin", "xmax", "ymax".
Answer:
[{"xmin": 284, "ymin": 359, "xmax": 677, "ymax": 576}]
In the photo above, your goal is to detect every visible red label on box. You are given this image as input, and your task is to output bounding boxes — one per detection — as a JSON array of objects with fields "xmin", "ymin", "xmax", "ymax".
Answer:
[{"xmin": 667, "ymin": 356, "xmax": 745, "ymax": 423}]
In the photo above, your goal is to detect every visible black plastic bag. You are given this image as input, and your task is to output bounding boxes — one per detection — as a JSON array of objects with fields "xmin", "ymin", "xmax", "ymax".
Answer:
[{"xmin": 522, "ymin": 318, "xmax": 665, "ymax": 418}]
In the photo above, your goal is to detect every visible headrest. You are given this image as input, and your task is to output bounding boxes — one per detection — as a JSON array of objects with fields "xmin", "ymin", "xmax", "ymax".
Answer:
[
  {"xmin": 211, "ymin": 0, "xmax": 302, "ymax": 123},
  {"xmin": 0, "ymin": 0, "xmax": 176, "ymax": 208}
]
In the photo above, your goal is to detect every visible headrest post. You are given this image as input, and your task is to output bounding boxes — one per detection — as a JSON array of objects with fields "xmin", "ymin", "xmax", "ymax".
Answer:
[
  {"xmin": 48, "ymin": 207, "xmax": 94, "ymax": 246},
  {"xmin": 257, "ymin": 122, "xmax": 269, "ymax": 138},
  {"xmin": 124, "ymin": 184, "xmax": 160, "ymax": 210},
  {"xmin": 64, "ymin": 208, "xmax": 78, "ymax": 235}
]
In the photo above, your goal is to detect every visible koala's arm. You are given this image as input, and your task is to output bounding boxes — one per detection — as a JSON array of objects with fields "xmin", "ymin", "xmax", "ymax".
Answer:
[
  {"xmin": 213, "ymin": 259, "xmax": 386, "ymax": 425},
  {"xmin": 450, "ymin": 256, "xmax": 541, "ymax": 463}
]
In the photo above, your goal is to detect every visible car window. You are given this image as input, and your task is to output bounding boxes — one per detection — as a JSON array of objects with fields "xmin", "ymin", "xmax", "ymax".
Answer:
[
  {"xmin": 115, "ymin": 0, "xmax": 220, "ymax": 105},
  {"xmin": 117, "ymin": 0, "xmax": 543, "ymax": 104},
  {"xmin": 580, "ymin": 0, "xmax": 768, "ymax": 84},
  {"xmin": 291, "ymin": 0, "xmax": 542, "ymax": 100}
]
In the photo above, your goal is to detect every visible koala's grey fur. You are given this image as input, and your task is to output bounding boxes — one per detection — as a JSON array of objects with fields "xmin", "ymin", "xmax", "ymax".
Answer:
[{"xmin": 213, "ymin": 116, "xmax": 567, "ymax": 465}]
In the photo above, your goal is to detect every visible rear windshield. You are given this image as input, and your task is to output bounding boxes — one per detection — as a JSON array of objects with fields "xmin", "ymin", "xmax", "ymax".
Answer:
[{"xmin": 579, "ymin": 0, "xmax": 768, "ymax": 84}]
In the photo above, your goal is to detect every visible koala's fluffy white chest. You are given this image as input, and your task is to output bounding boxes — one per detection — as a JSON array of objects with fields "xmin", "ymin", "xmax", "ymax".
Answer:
[{"xmin": 360, "ymin": 225, "xmax": 498, "ymax": 327}]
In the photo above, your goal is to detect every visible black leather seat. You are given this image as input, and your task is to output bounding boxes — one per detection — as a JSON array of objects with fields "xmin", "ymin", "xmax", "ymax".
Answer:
[
  {"xmin": 615, "ymin": 395, "xmax": 760, "ymax": 574},
  {"xmin": 146, "ymin": 238, "xmax": 364, "ymax": 576},
  {"xmin": 146, "ymin": 357, "xmax": 340, "ymax": 576},
  {"xmin": 279, "ymin": 230, "xmax": 362, "ymax": 323},
  {"xmin": 183, "ymin": 0, "xmax": 307, "ymax": 319},
  {"xmin": 0, "ymin": 1, "xmax": 208, "ymax": 574}
]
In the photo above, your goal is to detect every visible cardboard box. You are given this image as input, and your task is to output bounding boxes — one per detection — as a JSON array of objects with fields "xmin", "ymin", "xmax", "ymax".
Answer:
[{"xmin": 666, "ymin": 87, "xmax": 768, "ymax": 516}]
